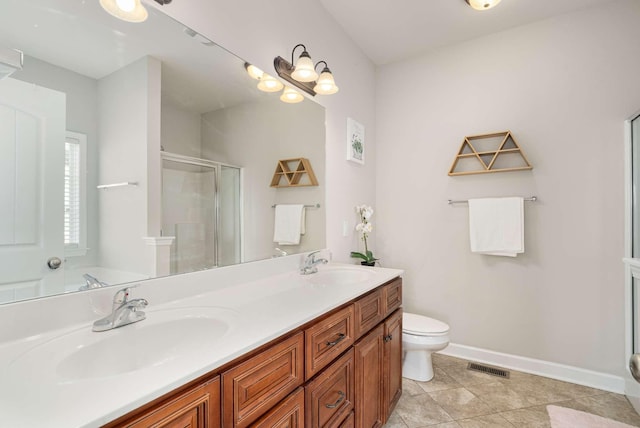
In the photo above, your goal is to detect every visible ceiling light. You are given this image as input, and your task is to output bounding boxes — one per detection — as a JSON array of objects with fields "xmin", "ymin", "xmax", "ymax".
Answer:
[
  {"xmin": 99, "ymin": 0, "xmax": 148, "ymax": 22},
  {"xmin": 280, "ymin": 87, "xmax": 304, "ymax": 104},
  {"xmin": 0, "ymin": 47, "xmax": 23, "ymax": 80},
  {"xmin": 313, "ymin": 61, "xmax": 339, "ymax": 95},
  {"xmin": 465, "ymin": 0, "xmax": 502, "ymax": 11}
]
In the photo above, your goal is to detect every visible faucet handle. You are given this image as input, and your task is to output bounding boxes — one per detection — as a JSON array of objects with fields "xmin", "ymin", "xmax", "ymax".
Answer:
[{"xmin": 113, "ymin": 285, "xmax": 137, "ymax": 305}]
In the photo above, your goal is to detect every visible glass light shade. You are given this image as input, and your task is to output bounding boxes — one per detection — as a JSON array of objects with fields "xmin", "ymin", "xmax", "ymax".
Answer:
[
  {"xmin": 99, "ymin": 0, "xmax": 148, "ymax": 22},
  {"xmin": 313, "ymin": 70, "xmax": 339, "ymax": 95},
  {"xmin": 291, "ymin": 53, "xmax": 318, "ymax": 82},
  {"xmin": 257, "ymin": 74, "xmax": 284, "ymax": 93},
  {"xmin": 246, "ymin": 64, "xmax": 264, "ymax": 80},
  {"xmin": 466, "ymin": 0, "xmax": 502, "ymax": 10},
  {"xmin": 280, "ymin": 87, "xmax": 304, "ymax": 103}
]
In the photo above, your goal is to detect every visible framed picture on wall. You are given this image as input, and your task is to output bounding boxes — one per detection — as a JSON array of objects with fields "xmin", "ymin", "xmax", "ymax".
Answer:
[{"xmin": 347, "ymin": 117, "xmax": 365, "ymax": 165}]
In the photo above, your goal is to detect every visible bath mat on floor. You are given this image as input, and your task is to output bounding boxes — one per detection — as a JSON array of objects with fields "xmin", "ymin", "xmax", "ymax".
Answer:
[{"xmin": 547, "ymin": 405, "xmax": 636, "ymax": 428}]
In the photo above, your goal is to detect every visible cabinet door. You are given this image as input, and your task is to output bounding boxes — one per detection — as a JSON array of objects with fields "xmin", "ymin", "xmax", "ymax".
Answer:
[
  {"xmin": 222, "ymin": 333, "xmax": 304, "ymax": 428},
  {"xmin": 250, "ymin": 387, "xmax": 304, "ymax": 428},
  {"xmin": 354, "ymin": 324, "xmax": 384, "ymax": 428},
  {"xmin": 382, "ymin": 279, "xmax": 402, "ymax": 317},
  {"xmin": 114, "ymin": 376, "xmax": 221, "ymax": 428},
  {"xmin": 383, "ymin": 309, "xmax": 403, "ymax": 422},
  {"xmin": 305, "ymin": 305, "xmax": 355, "ymax": 380},
  {"xmin": 305, "ymin": 349, "xmax": 354, "ymax": 428},
  {"xmin": 353, "ymin": 289, "xmax": 384, "ymax": 339}
]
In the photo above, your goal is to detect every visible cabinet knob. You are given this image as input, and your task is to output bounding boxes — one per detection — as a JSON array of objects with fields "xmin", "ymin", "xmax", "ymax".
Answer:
[{"xmin": 384, "ymin": 334, "xmax": 393, "ymax": 343}]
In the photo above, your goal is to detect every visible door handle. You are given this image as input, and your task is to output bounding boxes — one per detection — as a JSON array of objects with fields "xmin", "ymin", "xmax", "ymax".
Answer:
[
  {"xmin": 630, "ymin": 354, "xmax": 640, "ymax": 382},
  {"xmin": 47, "ymin": 257, "xmax": 63, "ymax": 270}
]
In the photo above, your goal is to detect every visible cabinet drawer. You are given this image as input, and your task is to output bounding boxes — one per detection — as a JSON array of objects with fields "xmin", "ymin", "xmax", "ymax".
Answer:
[
  {"xmin": 353, "ymin": 288, "xmax": 384, "ymax": 339},
  {"xmin": 383, "ymin": 278, "xmax": 402, "ymax": 317},
  {"xmin": 222, "ymin": 333, "xmax": 304, "ymax": 428},
  {"xmin": 305, "ymin": 305, "xmax": 354, "ymax": 380},
  {"xmin": 249, "ymin": 387, "xmax": 304, "ymax": 428},
  {"xmin": 305, "ymin": 349, "xmax": 354, "ymax": 428},
  {"xmin": 338, "ymin": 412, "xmax": 354, "ymax": 428},
  {"xmin": 115, "ymin": 376, "xmax": 220, "ymax": 428}
]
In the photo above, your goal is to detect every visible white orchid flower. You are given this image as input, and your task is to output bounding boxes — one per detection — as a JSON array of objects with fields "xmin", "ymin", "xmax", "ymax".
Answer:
[
  {"xmin": 363, "ymin": 223, "xmax": 373, "ymax": 233},
  {"xmin": 355, "ymin": 223, "xmax": 365, "ymax": 232}
]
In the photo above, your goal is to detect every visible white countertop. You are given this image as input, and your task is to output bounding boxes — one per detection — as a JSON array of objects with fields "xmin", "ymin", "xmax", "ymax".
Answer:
[{"xmin": 0, "ymin": 261, "xmax": 402, "ymax": 428}]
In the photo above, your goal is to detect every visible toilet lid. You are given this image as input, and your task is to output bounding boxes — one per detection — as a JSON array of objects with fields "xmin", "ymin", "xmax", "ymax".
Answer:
[{"xmin": 403, "ymin": 312, "xmax": 449, "ymax": 335}]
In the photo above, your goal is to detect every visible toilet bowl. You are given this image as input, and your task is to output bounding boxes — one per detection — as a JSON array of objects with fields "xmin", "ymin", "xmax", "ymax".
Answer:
[{"xmin": 402, "ymin": 312, "xmax": 450, "ymax": 382}]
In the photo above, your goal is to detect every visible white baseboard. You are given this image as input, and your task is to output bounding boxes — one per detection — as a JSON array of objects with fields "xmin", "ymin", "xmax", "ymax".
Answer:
[{"xmin": 440, "ymin": 343, "xmax": 625, "ymax": 394}]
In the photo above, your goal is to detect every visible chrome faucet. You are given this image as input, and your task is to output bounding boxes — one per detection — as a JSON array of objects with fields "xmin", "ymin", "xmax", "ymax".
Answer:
[
  {"xmin": 273, "ymin": 247, "xmax": 288, "ymax": 257},
  {"xmin": 300, "ymin": 251, "xmax": 328, "ymax": 275},
  {"xmin": 92, "ymin": 286, "xmax": 148, "ymax": 332},
  {"xmin": 79, "ymin": 273, "xmax": 108, "ymax": 291}
]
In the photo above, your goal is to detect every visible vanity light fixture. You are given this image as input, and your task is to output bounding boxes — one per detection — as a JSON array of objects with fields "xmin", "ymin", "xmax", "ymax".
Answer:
[
  {"xmin": 465, "ymin": 0, "xmax": 502, "ymax": 11},
  {"xmin": 245, "ymin": 63, "xmax": 285, "ymax": 93},
  {"xmin": 99, "ymin": 0, "xmax": 148, "ymax": 22},
  {"xmin": 274, "ymin": 44, "xmax": 339, "ymax": 97},
  {"xmin": 280, "ymin": 86, "xmax": 304, "ymax": 104},
  {"xmin": 0, "ymin": 47, "xmax": 23, "ymax": 80}
]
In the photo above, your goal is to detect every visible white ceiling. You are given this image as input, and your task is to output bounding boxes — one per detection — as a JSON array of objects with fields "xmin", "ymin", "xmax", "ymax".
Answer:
[{"xmin": 319, "ymin": 0, "xmax": 618, "ymax": 65}]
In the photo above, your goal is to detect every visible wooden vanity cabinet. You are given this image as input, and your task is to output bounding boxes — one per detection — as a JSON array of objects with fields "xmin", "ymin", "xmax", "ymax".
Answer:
[
  {"xmin": 103, "ymin": 277, "xmax": 402, "ymax": 428},
  {"xmin": 104, "ymin": 376, "xmax": 221, "ymax": 428}
]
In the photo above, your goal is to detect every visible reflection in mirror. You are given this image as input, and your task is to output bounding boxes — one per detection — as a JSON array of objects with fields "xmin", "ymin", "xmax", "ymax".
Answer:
[{"xmin": 0, "ymin": 0, "xmax": 326, "ymax": 304}]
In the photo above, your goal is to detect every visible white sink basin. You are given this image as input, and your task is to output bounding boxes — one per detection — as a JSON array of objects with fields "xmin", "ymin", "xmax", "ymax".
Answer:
[
  {"xmin": 9, "ymin": 306, "xmax": 235, "ymax": 382},
  {"xmin": 307, "ymin": 266, "xmax": 376, "ymax": 287}
]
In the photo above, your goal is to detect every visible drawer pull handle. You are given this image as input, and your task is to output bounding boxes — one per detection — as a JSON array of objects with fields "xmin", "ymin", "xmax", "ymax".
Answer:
[
  {"xmin": 326, "ymin": 333, "xmax": 346, "ymax": 346},
  {"xmin": 325, "ymin": 391, "xmax": 346, "ymax": 409},
  {"xmin": 384, "ymin": 334, "xmax": 393, "ymax": 343}
]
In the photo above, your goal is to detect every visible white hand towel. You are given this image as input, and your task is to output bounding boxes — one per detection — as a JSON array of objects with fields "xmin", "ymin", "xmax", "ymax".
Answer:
[
  {"xmin": 468, "ymin": 197, "xmax": 524, "ymax": 257},
  {"xmin": 273, "ymin": 204, "xmax": 305, "ymax": 245}
]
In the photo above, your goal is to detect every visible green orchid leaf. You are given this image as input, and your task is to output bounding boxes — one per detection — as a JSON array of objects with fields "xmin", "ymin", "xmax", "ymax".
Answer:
[{"xmin": 350, "ymin": 251, "xmax": 368, "ymax": 261}]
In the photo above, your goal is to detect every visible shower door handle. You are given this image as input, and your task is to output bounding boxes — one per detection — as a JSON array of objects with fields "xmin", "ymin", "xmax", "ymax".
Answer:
[{"xmin": 629, "ymin": 354, "xmax": 640, "ymax": 382}]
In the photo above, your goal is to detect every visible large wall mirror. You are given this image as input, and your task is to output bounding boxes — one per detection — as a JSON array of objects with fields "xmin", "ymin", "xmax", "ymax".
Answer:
[{"xmin": 0, "ymin": 0, "xmax": 326, "ymax": 304}]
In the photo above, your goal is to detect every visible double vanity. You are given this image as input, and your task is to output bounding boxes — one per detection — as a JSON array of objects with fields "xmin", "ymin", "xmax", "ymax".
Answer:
[{"xmin": 0, "ymin": 255, "xmax": 403, "ymax": 427}]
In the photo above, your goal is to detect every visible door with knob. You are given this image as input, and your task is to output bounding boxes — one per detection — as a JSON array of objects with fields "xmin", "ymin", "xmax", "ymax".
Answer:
[{"xmin": 0, "ymin": 77, "xmax": 65, "ymax": 299}]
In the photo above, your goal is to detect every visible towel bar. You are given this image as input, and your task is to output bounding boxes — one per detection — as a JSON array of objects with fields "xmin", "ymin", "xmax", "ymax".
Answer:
[
  {"xmin": 271, "ymin": 203, "xmax": 320, "ymax": 208},
  {"xmin": 447, "ymin": 196, "xmax": 537, "ymax": 205}
]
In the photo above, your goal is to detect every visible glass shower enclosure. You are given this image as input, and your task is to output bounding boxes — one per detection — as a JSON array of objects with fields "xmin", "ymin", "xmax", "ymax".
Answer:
[{"xmin": 161, "ymin": 152, "xmax": 241, "ymax": 274}]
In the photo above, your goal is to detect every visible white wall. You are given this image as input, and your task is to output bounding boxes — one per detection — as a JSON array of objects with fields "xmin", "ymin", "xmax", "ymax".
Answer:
[
  {"xmin": 98, "ymin": 56, "xmax": 162, "ymax": 275},
  {"xmin": 146, "ymin": 0, "xmax": 378, "ymax": 263},
  {"xmin": 376, "ymin": 0, "xmax": 640, "ymax": 377}
]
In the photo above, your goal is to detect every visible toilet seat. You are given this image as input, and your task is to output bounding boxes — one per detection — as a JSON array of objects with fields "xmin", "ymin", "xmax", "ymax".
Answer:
[{"xmin": 403, "ymin": 313, "xmax": 449, "ymax": 336}]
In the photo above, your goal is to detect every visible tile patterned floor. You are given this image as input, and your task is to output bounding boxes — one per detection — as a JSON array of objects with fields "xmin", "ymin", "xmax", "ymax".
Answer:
[{"xmin": 385, "ymin": 353, "xmax": 640, "ymax": 427}]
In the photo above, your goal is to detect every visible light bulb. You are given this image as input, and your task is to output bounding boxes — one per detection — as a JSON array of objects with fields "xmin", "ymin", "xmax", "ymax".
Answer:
[
  {"xmin": 115, "ymin": 0, "xmax": 135, "ymax": 12},
  {"xmin": 99, "ymin": 0, "xmax": 148, "ymax": 22},
  {"xmin": 257, "ymin": 74, "xmax": 284, "ymax": 93},
  {"xmin": 291, "ymin": 52, "xmax": 318, "ymax": 83},
  {"xmin": 246, "ymin": 64, "xmax": 263, "ymax": 80},
  {"xmin": 466, "ymin": 0, "xmax": 502, "ymax": 10},
  {"xmin": 280, "ymin": 87, "xmax": 304, "ymax": 103},
  {"xmin": 313, "ymin": 69, "xmax": 339, "ymax": 95}
]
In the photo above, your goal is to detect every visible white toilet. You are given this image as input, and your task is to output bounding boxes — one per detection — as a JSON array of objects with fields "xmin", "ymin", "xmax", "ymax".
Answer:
[{"xmin": 402, "ymin": 312, "xmax": 450, "ymax": 382}]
